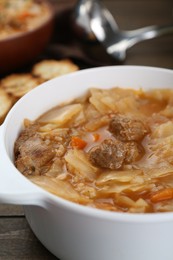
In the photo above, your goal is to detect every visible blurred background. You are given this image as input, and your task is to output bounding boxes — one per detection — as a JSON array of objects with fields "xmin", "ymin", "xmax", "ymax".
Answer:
[
  {"xmin": 1, "ymin": 0, "xmax": 173, "ymax": 76},
  {"xmin": 44, "ymin": 0, "xmax": 173, "ymax": 69},
  {"xmin": 0, "ymin": 0, "xmax": 173, "ymax": 259}
]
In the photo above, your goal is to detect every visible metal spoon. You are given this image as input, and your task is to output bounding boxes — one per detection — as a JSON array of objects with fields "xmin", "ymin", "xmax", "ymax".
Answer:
[
  {"xmin": 72, "ymin": 0, "xmax": 173, "ymax": 62},
  {"xmin": 71, "ymin": 0, "xmax": 118, "ymax": 42}
]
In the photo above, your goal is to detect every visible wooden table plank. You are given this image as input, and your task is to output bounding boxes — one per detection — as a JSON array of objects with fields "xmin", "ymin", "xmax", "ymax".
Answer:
[
  {"xmin": 0, "ymin": 205, "xmax": 24, "ymax": 217},
  {"xmin": 0, "ymin": 217, "xmax": 57, "ymax": 259}
]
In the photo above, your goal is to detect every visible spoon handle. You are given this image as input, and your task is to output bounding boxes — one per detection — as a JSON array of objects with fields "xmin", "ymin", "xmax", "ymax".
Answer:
[{"xmin": 125, "ymin": 24, "xmax": 173, "ymax": 48}]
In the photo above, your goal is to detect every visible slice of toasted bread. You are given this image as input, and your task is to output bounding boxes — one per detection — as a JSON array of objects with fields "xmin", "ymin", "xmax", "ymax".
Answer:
[
  {"xmin": 32, "ymin": 59, "xmax": 79, "ymax": 81},
  {"xmin": 1, "ymin": 73, "xmax": 39, "ymax": 98},
  {"xmin": 0, "ymin": 87, "xmax": 13, "ymax": 124}
]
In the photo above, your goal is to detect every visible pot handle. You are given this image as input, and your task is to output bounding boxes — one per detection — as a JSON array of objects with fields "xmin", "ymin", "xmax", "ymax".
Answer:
[{"xmin": 0, "ymin": 124, "xmax": 44, "ymax": 206}]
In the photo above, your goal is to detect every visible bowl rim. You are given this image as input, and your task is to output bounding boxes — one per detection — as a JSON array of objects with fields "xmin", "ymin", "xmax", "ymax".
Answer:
[
  {"xmin": 2, "ymin": 65, "xmax": 173, "ymax": 223},
  {"xmin": 0, "ymin": 0, "xmax": 55, "ymax": 43}
]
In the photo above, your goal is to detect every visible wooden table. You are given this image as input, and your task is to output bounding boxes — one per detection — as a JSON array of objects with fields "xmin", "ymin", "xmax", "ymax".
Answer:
[{"xmin": 0, "ymin": 0, "xmax": 173, "ymax": 259}]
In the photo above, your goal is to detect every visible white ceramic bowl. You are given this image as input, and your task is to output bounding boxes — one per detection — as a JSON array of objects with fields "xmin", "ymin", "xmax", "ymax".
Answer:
[{"xmin": 1, "ymin": 66, "xmax": 173, "ymax": 260}]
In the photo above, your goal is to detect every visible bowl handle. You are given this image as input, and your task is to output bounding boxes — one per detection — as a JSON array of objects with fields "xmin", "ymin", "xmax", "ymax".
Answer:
[{"xmin": 0, "ymin": 124, "xmax": 44, "ymax": 206}]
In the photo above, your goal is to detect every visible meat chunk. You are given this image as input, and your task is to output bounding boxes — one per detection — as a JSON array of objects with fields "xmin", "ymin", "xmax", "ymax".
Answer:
[
  {"xmin": 88, "ymin": 139, "xmax": 144, "ymax": 170},
  {"xmin": 15, "ymin": 123, "xmax": 72, "ymax": 176},
  {"xmin": 14, "ymin": 123, "xmax": 39, "ymax": 155},
  {"xmin": 15, "ymin": 134, "xmax": 55, "ymax": 176},
  {"xmin": 125, "ymin": 142, "xmax": 144, "ymax": 163},
  {"xmin": 109, "ymin": 114, "xmax": 148, "ymax": 141},
  {"xmin": 89, "ymin": 139, "xmax": 126, "ymax": 170}
]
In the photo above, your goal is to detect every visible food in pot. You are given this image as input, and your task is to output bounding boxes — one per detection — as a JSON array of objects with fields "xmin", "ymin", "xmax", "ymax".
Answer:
[
  {"xmin": 0, "ymin": 0, "xmax": 52, "ymax": 39},
  {"xmin": 14, "ymin": 87, "xmax": 173, "ymax": 213}
]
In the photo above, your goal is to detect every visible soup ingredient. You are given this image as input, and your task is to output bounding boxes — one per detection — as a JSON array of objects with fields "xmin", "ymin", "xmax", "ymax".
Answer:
[
  {"xmin": 71, "ymin": 136, "xmax": 87, "ymax": 149},
  {"xmin": 88, "ymin": 139, "xmax": 143, "ymax": 170},
  {"xmin": 89, "ymin": 139, "xmax": 126, "ymax": 170},
  {"xmin": 15, "ymin": 122, "xmax": 73, "ymax": 176},
  {"xmin": 15, "ymin": 123, "xmax": 56, "ymax": 176},
  {"xmin": 109, "ymin": 114, "xmax": 148, "ymax": 141},
  {"xmin": 151, "ymin": 188, "xmax": 173, "ymax": 203}
]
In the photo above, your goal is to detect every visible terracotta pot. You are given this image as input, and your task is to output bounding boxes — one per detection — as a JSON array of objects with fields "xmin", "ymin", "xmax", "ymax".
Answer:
[{"xmin": 0, "ymin": 1, "xmax": 55, "ymax": 74}]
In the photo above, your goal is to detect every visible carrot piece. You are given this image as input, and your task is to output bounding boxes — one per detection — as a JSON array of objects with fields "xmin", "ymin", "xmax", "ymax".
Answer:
[
  {"xmin": 93, "ymin": 133, "xmax": 100, "ymax": 142},
  {"xmin": 71, "ymin": 136, "xmax": 87, "ymax": 149},
  {"xmin": 150, "ymin": 188, "xmax": 173, "ymax": 203},
  {"xmin": 18, "ymin": 12, "xmax": 32, "ymax": 20}
]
